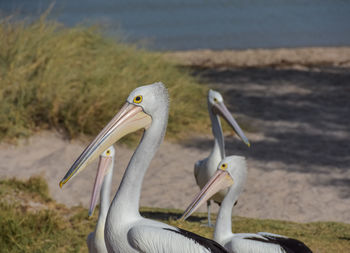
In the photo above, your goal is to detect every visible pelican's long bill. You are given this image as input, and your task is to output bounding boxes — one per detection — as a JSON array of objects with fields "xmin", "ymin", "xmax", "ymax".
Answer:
[
  {"xmin": 59, "ymin": 103, "xmax": 152, "ymax": 188},
  {"xmin": 180, "ymin": 169, "xmax": 234, "ymax": 221},
  {"xmin": 88, "ymin": 155, "xmax": 112, "ymax": 217},
  {"xmin": 213, "ymin": 102, "xmax": 250, "ymax": 147}
]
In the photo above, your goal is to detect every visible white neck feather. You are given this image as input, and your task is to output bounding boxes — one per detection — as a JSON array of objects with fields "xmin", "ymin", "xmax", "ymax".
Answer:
[
  {"xmin": 213, "ymin": 185, "xmax": 239, "ymax": 243},
  {"xmin": 106, "ymin": 106, "xmax": 168, "ymax": 223},
  {"xmin": 208, "ymin": 104, "xmax": 225, "ymax": 161},
  {"xmin": 96, "ymin": 159, "xmax": 114, "ymax": 231},
  {"xmin": 214, "ymin": 161, "xmax": 247, "ymax": 243}
]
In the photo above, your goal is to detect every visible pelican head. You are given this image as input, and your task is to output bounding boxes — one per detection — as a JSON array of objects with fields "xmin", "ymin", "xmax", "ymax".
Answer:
[
  {"xmin": 88, "ymin": 145, "xmax": 115, "ymax": 217},
  {"xmin": 59, "ymin": 82, "xmax": 168, "ymax": 188},
  {"xmin": 181, "ymin": 156, "xmax": 247, "ymax": 221},
  {"xmin": 208, "ymin": 89, "xmax": 250, "ymax": 147}
]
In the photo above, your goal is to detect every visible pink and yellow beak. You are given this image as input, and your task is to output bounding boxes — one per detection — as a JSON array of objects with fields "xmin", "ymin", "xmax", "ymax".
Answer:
[
  {"xmin": 88, "ymin": 154, "xmax": 112, "ymax": 217},
  {"xmin": 212, "ymin": 102, "xmax": 250, "ymax": 147},
  {"xmin": 59, "ymin": 102, "xmax": 152, "ymax": 188},
  {"xmin": 180, "ymin": 169, "xmax": 234, "ymax": 221}
]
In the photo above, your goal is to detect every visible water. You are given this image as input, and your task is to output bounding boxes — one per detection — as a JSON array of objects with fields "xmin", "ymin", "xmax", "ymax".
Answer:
[{"xmin": 1, "ymin": 0, "xmax": 350, "ymax": 50}]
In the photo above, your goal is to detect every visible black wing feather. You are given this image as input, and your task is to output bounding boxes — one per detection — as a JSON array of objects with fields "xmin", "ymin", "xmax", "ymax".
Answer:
[
  {"xmin": 245, "ymin": 234, "xmax": 313, "ymax": 253},
  {"xmin": 163, "ymin": 228, "xmax": 229, "ymax": 253}
]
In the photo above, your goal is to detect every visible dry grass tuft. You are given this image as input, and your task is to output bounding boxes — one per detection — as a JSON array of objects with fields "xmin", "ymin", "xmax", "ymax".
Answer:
[
  {"xmin": 1, "ymin": 178, "xmax": 349, "ymax": 252},
  {"xmin": 0, "ymin": 15, "xmax": 209, "ymax": 142}
]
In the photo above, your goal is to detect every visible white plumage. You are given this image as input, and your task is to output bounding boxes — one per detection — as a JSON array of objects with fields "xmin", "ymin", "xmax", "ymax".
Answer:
[
  {"xmin": 87, "ymin": 146, "xmax": 115, "ymax": 253},
  {"xmin": 194, "ymin": 90, "xmax": 250, "ymax": 226},
  {"xmin": 184, "ymin": 156, "xmax": 313, "ymax": 253},
  {"xmin": 61, "ymin": 83, "xmax": 228, "ymax": 253}
]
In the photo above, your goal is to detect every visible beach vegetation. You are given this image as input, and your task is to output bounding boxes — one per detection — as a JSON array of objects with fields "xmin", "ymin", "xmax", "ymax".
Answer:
[
  {"xmin": 0, "ymin": 15, "xmax": 209, "ymax": 143},
  {"xmin": 1, "ymin": 177, "xmax": 349, "ymax": 252}
]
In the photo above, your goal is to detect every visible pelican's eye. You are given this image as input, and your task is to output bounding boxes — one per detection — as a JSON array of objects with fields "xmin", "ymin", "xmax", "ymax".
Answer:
[
  {"xmin": 220, "ymin": 163, "xmax": 228, "ymax": 170},
  {"xmin": 133, "ymin": 95, "xmax": 143, "ymax": 104},
  {"xmin": 106, "ymin": 150, "xmax": 111, "ymax": 156},
  {"xmin": 213, "ymin": 97, "xmax": 218, "ymax": 103}
]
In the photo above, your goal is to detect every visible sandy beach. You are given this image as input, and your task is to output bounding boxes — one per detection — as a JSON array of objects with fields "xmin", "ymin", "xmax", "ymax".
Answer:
[{"xmin": 1, "ymin": 47, "xmax": 349, "ymax": 224}]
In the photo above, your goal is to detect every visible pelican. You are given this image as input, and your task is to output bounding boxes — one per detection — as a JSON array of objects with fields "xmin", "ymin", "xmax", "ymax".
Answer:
[
  {"xmin": 182, "ymin": 156, "xmax": 313, "ymax": 253},
  {"xmin": 87, "ymin": 146, "xmax": 115, "ymax": 253},
  {"xmin": 60, "ymin": 82, "xmax": 229, "ymax": 253},
  {"xmin": 195, "ymin": 89, "xmax": 250, "ymax": 226}
]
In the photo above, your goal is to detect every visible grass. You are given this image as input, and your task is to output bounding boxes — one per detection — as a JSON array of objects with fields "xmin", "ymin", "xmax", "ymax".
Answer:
[
  {"xmin": 0, "ymin": 14, "xmax": 209, "ymax": 142},
  {"xmin": 1, "ymin": 176, "xmax": 95, "ymax": 252},
  {"xmin": 1, "ymin": 177, "xmax": 349, "ymax": 253}
]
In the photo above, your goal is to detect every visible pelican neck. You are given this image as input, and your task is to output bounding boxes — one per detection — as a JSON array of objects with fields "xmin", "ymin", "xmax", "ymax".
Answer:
[
  {"xmin": 209, "ymin": 107, "xmax": 225, "ymax": 160},
  {"xmin": 108, "ymin": 117, "xmax": 167, "ymax": 219},
  {"xmin": 97, "ymin": 159, "xmax": 113, "ymax": 226},
  {"xmin": 213, "ymin": 186, "xmax": 239, "ymax": 243}
]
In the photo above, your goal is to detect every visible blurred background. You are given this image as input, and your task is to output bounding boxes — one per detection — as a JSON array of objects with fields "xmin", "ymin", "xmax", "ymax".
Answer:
[
  {"xmin": 0, "ymin": 1, "xmax": 349, "ymax": 252},
  {"xmin": 1, "ymin": 0, "xmax": 350, "ymax": 50}
]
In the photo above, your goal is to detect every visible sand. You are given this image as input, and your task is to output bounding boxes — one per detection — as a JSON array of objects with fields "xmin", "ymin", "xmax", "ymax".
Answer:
[
  {"xmin": 1, "ymin": 47, "xmax": 349, "ymax": 224},
  {"xmin": 165, "ymin": 47, "xmax": 350, "ymax": 69}
]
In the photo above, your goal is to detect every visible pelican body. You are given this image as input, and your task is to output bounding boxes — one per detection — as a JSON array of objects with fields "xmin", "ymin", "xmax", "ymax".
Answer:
[
  {"xmin": 183, "ymin": 156, "xmax": 313, "ymax": 253},
  {"xmin": 60, "ymin": 82, "xmax": 228, "ymax": 253},
  {"xmin": 194, "ymin": 90, "xmax": 250, "ymax": 226},
  {"xmin": 87, "ymin": 146, "xmax": 115, "ymax": 253}
]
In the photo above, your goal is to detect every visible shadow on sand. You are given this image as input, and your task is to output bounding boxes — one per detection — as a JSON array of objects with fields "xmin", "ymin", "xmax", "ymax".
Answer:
[
  {"xmin": 184, "ymin": 66, "xmax": 350, "ymax": 196},
  {"xmin": 140, "ymin": 210, "xmax": 204, "ymax": 223}
]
